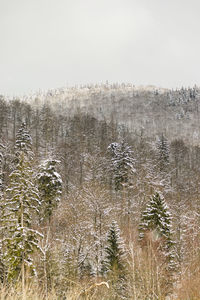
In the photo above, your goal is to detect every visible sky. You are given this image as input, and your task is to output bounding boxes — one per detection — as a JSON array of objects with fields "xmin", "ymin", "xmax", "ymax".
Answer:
[{"xmin": 1, "ymin": 0, "xmax": 200, "ymax": 96}]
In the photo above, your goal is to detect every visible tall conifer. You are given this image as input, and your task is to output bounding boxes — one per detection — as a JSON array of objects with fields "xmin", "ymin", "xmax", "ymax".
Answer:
[
  {"xmin": 37, "ymin": 159, "xmax": 62, "ymax": 223},
  {"xmin": 3, "ymin": 124, "xmax": 42, "ymax": 289},
  {"xmin": 139, "ymin": 192, "xmax": 176, "ymax": 293}
]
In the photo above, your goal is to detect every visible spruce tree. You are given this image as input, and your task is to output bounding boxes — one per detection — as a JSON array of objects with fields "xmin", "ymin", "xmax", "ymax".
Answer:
[
  {"xmin": 4, "ymin": 152, "xmax": 42, "ymax": 284},
  {"xmin": 14, "ymin": 122, "xmax": 32, "ymax": 156},
  {"xmin": 103, "ymin": 221, "xmax": 127, "ymax": 297},
  {"xmin": 139, "ymin": 192, "xmax": 176, "ymax": 293},
  {"xmin": 2, "ymin": 124, "xmax": 42, "ymax": 289},
  {"xmin": 139, "ymin": 192, "xmax": 172, "ymax": 241},
  {"xmin": 37, "ymin": 159, "xmax": 62, "ymax": 223},
  {"xmin": 104, "ymin": 221, "xmax": 126, "ymax": 274},
  {"xmin": 156, "ymin": 134, "xmax": 170, "ymax": 172},
  {"xmin": 108, "ymin": 140, "xmax": 135, "ymax": 191}
]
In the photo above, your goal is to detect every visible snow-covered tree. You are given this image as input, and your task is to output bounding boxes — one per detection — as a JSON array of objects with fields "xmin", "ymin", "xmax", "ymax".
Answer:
[
  {"xmin": 108, "ymin": 140, "xmax": 135, "ymax": 191},
  {"xmin": 3, "ymin": 151, "xmax": 42, "ymax": 286},
  {"xmin": 103, "ymin": 221, "xmax": 126, "ymax": 275},
  {"xmin": 139, "ymin": 192, "xmax": 173, "ymax": 244},
  {"xmin": 156, "ymin": 134, "xmax": 170, "ymax": 172},
  {"xmin": 14, "ymin": 122, "xmax": 32, "ymax": 156},
  {"xmin": 102, "ymin": 221, "xmax": 127, "ymax": 297},
  {"xmin": 37, "ymin": 159, "xmax": 62, "ymax": 223},
  {"xmin": 139, "ymin": 192, "xmax": 176, "ymax": 292}
]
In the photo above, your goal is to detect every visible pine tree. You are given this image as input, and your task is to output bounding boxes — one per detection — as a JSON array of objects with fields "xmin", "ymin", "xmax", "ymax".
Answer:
[
  {"xmin": 139, "ymin": 192, "xmax": 176, "ymax": 293},
  {"xmin": 14, "ymin": 122, "xmax": 32, "ymax": 156},
  {"xmin": 37, "ymin": 159, "xmax": 62, "ymax": 223},
  {"xmin": 156, "ymin": 134, "xmax": 169, "ymax": 172},
  {"xmin": 103, "ymin": 221, "xmax": 126, "ymax": 275},
  {"xmin": 2, "ymin": 124, "xmax": 42, "ymax": 289},
  {"xmin": 3, "ymin": 152, "xmax": 42, "ymax": 285},
  {"xmin": 139, "ymin": 193, "xmax": 172, "ymax": 241},
  {"xmin": 108, "ymin": 140, "xmax": 135, "ymax": 191},
  {"xmin": 103, "ymin": 221, "xmax": 127, "ymax": 298}
]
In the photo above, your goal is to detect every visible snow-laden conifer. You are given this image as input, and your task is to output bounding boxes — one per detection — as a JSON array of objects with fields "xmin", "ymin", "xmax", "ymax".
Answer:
[
  {"xmin": 103, "ymin": 221, "xmax": 126, "ymax": 275},
  {"xmin": 139, "ymin": 192, "xmax": 176, "ymax": 287},
  {"xmin": 15, "ymin": 122, "xmax": 32, "ymax": 156},
  {"xmin": 102, "ymin": 221, "xmax": 128, "ymax": 298},
  {"xmin": 156, "ymin": 134, "xmax": 170, "ymax": 172},
  {"xmin": 108, "ymin": 141, "xmax": 135, "ymax": 191},
  {"xmin": 4, "ymin": 152, "xmax": 42, "ymax": 283},
  {"xmin": 3, "ymin": 124, "xmax": 42, "ymax": 287},
  {"xmin": 139, "ymin": 192, "xmax": 172, "ymax": 241},
  {"xmin": 37, "ymin": 159, "xmax": 62, "ymax": 223}
]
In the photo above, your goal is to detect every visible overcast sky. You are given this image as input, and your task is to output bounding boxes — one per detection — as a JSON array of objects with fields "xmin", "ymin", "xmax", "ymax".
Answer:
[{"xmin": 1, "ymin": 0, "xmax": 200, "ymax": 95}]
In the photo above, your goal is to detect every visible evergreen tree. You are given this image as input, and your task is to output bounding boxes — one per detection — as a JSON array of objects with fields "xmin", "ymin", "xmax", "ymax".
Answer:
[
  {"xmin": 3, "ymin": 152, "xmax": 42, "ymax": 285},
  {"xmin": 3, "ymin": 125, "xmax": 42, "ymax": 288},
  {"xmin": 103, "ymin": 221, "xmax": 126, "ymax": 274},
  {"xmin": 156, "ymin": 134, "xmax": 170, "ymax": 172},
  {"xmin": 108, "ymin": 141, "xmax": 135, "ymax": 191},
  {"xmin": 14, "ymin": 122, "xmax": 32, "ymax": 156},
  {"xmin": 103, "ymin": 221, "xmax": 127, "ymax": 298},
  {"xmin": 139, "ymin": 192, "xmax": 176, "ymax": 292},
  {"xmin": 37, "ymin": 159, "xmax": 62, "ymax": 223},
  {"xmin": 139, "ymin": 192, "xmax": 172, "ymax": 241}
]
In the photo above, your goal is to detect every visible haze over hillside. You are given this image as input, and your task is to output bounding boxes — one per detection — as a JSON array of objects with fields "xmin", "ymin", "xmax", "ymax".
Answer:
[{"xmin": 2, "ymin": 83, "xmax": 200, "ymax": 145}]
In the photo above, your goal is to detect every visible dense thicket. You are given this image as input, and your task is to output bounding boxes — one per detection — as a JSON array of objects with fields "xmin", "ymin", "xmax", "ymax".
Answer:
[{"xmin": 0, "ymin": 85, "xmax": 200, "ymax": 298}]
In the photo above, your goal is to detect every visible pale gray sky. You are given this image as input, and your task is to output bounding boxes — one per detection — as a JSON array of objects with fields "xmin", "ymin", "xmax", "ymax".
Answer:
[{"xmin": 1, "ymin": 0, "xmax": 200, "ymax": 95}]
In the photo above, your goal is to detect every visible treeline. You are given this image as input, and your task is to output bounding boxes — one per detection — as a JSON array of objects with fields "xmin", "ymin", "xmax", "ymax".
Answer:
[
  {"xmin": 2, "ymin": 84, "xmax": 200, "ymax": 143},
  {"xmin": 0, "ymin": 93, "xmax": 200, "ymax": 299}
]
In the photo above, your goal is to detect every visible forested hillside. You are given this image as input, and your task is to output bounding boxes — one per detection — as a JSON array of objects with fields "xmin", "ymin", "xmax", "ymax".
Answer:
[
  {"xmin": 12, "ymin": 83, "xmax": 200, "ymax": 142},
  {"xmin": 0, "ymin": 84, "xmax": 200, "ymax": 299}
]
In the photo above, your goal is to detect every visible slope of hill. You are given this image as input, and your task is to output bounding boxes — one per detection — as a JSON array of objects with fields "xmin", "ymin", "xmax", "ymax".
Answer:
[
  {"xmin": 0, "ymin": 83, "xmax": 200, "ymax": 299},
  {"xmin": 5, "ymin": 83, "xmax": 199, "ymax": 144}
]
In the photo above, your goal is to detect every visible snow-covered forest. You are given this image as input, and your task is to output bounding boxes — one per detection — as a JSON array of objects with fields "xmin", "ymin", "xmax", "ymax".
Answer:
[{"xmin": 0, "ymin": 84, "xmax": 200, "ymax": 299}]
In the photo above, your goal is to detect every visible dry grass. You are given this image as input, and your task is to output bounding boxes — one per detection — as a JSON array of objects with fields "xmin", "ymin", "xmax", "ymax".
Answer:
[
  {"xmin": 2, "ymin": 272, "xmax": 200, "ymax": 300},
  {"xmin": 174, "ymin": 269, "xmax": 200, "ymax": 300},
  {"xmin": 0, "ymin": 280, "xmax": 111, "ymax": 300}
]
